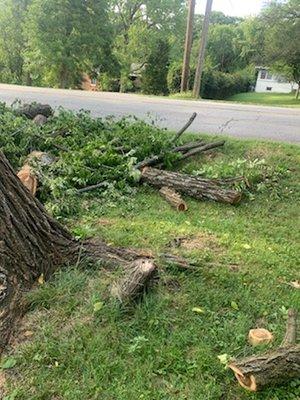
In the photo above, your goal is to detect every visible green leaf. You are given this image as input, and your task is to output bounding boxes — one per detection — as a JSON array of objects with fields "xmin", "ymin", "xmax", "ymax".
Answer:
[
  {"xmin": 192, "ymin": 307, "xmax": 205, "ymax": 314},
  {"xmin": 217, "ymin": 353, "xmax": 231, "ymax": 365},
  {"xmin": 1, "ymin": 357, "xmax": 17, "ymax": 369},
  {"xmin": 93, "ymin": 301, "xmax": 104, "ymax": 312},
  {"xmin": 231, "ymin": 301, "xmax": 239, "ymax": 310}
]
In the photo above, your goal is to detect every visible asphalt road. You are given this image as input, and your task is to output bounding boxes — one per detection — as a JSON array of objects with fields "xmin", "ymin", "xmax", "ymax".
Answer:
[{"xmin": 1, "ymin": 83, "xmax": 299, "ymax": 143}]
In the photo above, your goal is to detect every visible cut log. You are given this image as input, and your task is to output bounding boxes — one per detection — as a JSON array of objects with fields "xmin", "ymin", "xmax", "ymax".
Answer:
[
  {"xmin": 17, "ymin": 152, "xmax": 56, "ymax": 196},
  {"xmin": 111, "ymin": 259, "xmax": 156, "ymax": 303},
  {"xmin": 159, "ymin": 186, "xmax": 187, "ymax": 211},
  {"xmin": 228, "ymin": 346, "xmax": 300, "ymax": 391},
  {"xmin": 228, "ymin": 309, "xmax": 300, "ymax": 392},
  {"xmin": 142, "ymin": 167, "xmax": 242, "ymax": 205},
  {"xmin": 15, "ymin": 103, "xmax": 53, "ymax": 119}
]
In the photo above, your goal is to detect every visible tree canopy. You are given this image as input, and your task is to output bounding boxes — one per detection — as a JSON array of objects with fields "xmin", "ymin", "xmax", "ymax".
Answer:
[{"xmin": 0, "ymin": 0, "xmax": 298, "ymax": 98}]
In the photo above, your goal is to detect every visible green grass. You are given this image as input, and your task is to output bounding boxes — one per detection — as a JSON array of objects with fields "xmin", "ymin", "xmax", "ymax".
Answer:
[
  {"xmin": 226, "ymin": 92, "xmax": 300, "ymax": 107},
  {"xmin": 1, "ymin": 136, "xmax": 300, "ymax": 400}
]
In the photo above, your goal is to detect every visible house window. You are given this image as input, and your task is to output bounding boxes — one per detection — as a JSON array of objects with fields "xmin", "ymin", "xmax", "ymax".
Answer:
[
  {"xmin": 266, "ymin": 86, "xmax": 272, "ymax": 91},
  {"xmin": 260, "ymin": 69, "xmax": 267, "ymax": 79}
]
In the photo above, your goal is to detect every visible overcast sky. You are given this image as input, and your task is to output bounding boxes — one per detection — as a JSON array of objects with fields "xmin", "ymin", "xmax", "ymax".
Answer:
[{"xmin": 196, "ymin": 0, "xmax": 267, "ymax": 17}]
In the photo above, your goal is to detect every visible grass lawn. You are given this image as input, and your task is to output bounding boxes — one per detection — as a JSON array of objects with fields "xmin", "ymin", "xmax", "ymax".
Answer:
[
  {"xmin": 225, "ymin": 92, "xmax": 300, "ymax": 107},
  {"xmin": 1, "ymin": 136, "xmax": 300, "ymax": 400}
]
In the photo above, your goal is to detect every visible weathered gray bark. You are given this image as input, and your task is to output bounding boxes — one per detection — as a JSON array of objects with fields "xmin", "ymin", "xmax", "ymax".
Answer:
[
  {"xmin": 142, "ymin": 167, "xmax": 242, "ymax": 204},
  {"xmin": 0, "ymin": 151, "xmax": 77, "ymax": 351}
]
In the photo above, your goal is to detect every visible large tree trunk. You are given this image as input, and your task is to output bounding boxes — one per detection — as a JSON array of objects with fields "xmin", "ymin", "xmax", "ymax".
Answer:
[
  {"xmin": 0, "ymin": 152, "xmax": 152, "ymax": 352},
  {"xmin": 141, "ymin": 167, "xmax": 242, "ymax": 204},
  {"xmin": 0, "ymin": 152, "xmax": 79, "ymax": 351}
]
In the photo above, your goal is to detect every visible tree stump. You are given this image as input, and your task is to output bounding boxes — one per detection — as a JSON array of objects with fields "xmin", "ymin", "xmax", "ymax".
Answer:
[{"xmin": 111, "ymin": 259, "xmax": 156, "ymax": 304}]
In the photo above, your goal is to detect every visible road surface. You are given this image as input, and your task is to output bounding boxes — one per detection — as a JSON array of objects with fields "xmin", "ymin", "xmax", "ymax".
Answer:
[{"xmin": 0, "ymin": 83, "xmax": 299, "ymax": 143}]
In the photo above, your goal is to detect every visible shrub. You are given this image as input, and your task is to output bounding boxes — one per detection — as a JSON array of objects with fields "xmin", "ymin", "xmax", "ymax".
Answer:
[{"xmin": 167, "ymin": 63, "xmax": 254, "ymax": 99}]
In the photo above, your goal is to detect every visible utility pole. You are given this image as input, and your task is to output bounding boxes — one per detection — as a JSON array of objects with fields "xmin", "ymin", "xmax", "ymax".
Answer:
[
  {"xmin": 193, "ymin": 0, "xmax": 213, "ymax": 98},
  {"xmin": 181, "ymin": 0, "xmax": 196, "ymax": 93}
]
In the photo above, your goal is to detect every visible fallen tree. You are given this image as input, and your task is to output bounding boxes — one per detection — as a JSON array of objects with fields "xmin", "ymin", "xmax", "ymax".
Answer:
[
  {"xmin": 0, "ymin": 151, "xmax": 157, "ymax": 352},
  {"xmin": 142, "ymin": 167, "xmax": 242, "ymax": 204},
  {"xmin": 228, "ymin": 309, "xmax": 300, "ymax": 391}
]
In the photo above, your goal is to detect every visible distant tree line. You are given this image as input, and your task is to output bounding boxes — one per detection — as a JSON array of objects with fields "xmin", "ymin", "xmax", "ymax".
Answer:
[{"xmin": 0, "ymin": 0, "xmax": 298, "ymax": 99}]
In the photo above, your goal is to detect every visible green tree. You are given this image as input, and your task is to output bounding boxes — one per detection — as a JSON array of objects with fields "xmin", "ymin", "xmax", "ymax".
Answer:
[
  {"xmin": 0, "ymin": 0, "xmax": 30, "ymax": 84},
  {"xmin": 110, "ymin": 0, "xmax": 185, "ymax": 92},
  {"xmin": 141, "ymin": 38, "xmax": 169, "ymax": 94},
  {"xmin": 262, "ymin": 0, "xmax": 300, "ymax": 98},
  {"xmin": 206, "ymin": 24, "xmax": 245, "ymax": 72},
  {"xmin": 25, "ymin": 0, "xmax": 113, "ymax": 88}
]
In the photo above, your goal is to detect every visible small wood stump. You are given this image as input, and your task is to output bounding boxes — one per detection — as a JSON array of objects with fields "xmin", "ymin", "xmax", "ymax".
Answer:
[
  {"xmin": 248, "ymin": 328, "xmax": 274, "ymax": 346},
  {"xmin": 111, "ymin": 259, "xmax": 156, "ymax": 304}
]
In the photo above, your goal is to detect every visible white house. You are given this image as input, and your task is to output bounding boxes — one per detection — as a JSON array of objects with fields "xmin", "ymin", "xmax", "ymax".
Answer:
[{"xmin": 255, "ymin": 67, "xmax": 295, "ymax": 93}]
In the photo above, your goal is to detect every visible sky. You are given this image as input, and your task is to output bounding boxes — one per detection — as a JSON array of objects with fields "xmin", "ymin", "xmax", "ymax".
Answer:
[{"xmin": 196, "ymin": 0, "xmax": 266, "ymax": 18}]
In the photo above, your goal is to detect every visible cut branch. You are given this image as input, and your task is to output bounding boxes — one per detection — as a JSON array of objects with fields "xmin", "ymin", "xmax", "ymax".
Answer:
[
  {"xmin": 135, "ymin": 139, "xmax": 225, "ymax": 170},
  {"xmin": 179, "ymin": 140, "xmax": 225, "ymax": 161},
  {"xmin": 281, "ymin": 308, "xmax": 298, "ymax": 347},
  {"xmin": 172, "ymin": 112, "xmax": 197, "ymax": 143},
  {"xmin": 142, "ymin": 167, "xmax": 242, "ymax": 205}
]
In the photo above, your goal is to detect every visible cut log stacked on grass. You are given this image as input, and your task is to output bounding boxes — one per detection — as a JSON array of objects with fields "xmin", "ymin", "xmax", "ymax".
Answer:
[
  {"xmin": 159, "ymin": 186, "xmax": 187, "ymax": 211},
  {"xmin": 142, "ymin": 167, "xmax": 242, "ymax": 205},
  {"xmin": 228, "ymin": 309, "xmax": 300, "ymax": 391}
]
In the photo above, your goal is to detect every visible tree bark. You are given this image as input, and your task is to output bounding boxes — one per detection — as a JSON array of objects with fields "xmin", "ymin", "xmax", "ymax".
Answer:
[
  {"xmin": 228, "ymin": 347, "xmax": 300, "ymax": 391},
  {"xmin": 228, "ymin": 309, "xmax": 300, "ymax": 391},
  {"xmin": 159, "ymin": 186, "xmax": 187, "ymax": 211},
  {"xmin": 142, "ymin": 167, "xmax": 242, "ymax": 204},
  {"xmin": 0, "ymin": 151, "xmax": 154, "ymax": 352},
  {"xmin": 111, "ymin": 259, "xmax": 156, "ymax": 304}
]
